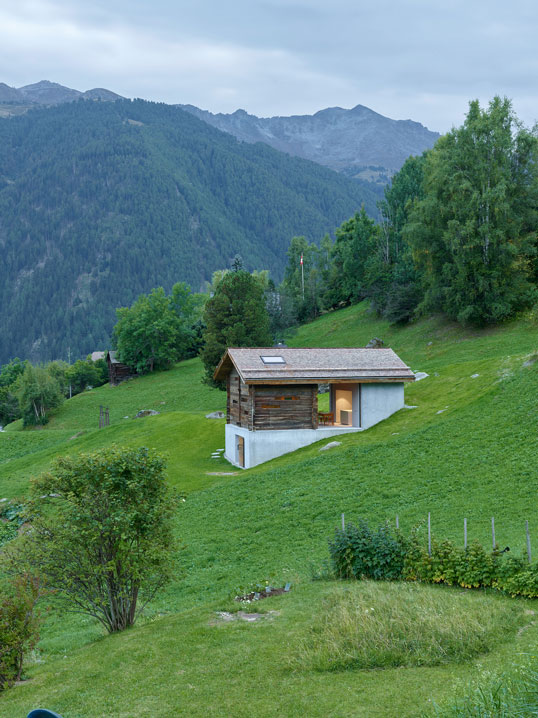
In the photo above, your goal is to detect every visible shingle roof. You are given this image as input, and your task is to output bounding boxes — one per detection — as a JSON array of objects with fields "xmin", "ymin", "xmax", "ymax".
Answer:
[{"xmin": 214, "ymin": 347, "xmax": 415, "ymax": 383}]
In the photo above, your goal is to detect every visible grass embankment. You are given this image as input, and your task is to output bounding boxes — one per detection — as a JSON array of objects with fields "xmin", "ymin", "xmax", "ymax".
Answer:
[{"xmin": 1, "ymin": 303, "xmax": 537, "ymax": 717}]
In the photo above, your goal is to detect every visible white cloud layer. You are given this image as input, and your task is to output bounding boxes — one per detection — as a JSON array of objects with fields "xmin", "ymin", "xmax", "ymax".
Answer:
[{"xmin": 1, "ymin": 0, "xmax": 538, "ymax": 132}]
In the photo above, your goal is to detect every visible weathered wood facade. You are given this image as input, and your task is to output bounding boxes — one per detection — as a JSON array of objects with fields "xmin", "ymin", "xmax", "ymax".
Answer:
[
  {"xmin": 227, "ymin": 369, "xmax": 318, "ymax": 430},
  {"xmin": 107, "ymin": 351, "xmax": 137, "ymax": 386}
]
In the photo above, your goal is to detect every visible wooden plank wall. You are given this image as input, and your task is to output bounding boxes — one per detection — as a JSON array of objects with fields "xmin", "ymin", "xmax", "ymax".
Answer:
[
  {"xmin": 227, "ymin": 369, "xmax": 253, "ymax": 428},
  {"xmin": 253, "ymin": 384, "xmax": 317, "ymax": 430}
]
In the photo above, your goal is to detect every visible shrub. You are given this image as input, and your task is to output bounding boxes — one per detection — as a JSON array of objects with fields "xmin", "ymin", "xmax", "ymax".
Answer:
[
  {"xmin": 0, "ymin": 574, "xmax": 42, "ymax": 690},
  {"xmin": 293, "ymin": 582, "xmax": 524, "ymax": 672},
  {"xmin": 329, "ymin": 520, "xmax": 538, "ymax": 599},
  {"xmin": 328, "ymin": 520, "xmax": 406, "ymax": 581},
  {"xmin": 17, "ymin": 446, "xmax": 177, "ymax": 633}
]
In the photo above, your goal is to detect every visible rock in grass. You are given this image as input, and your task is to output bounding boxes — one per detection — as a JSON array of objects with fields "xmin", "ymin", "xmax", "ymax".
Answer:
[
  {"xmin": 414, "ymin": 371, "xmax": 429, "ymax": 381},
  {"xmin": 320, "ymin": 441, "xmax": 342, "ymax": 451},
  {"xmin": 206, "ymin": 411, "xmax": 225, "ymax": 419},
  {"xmin": 470, "ymin": 373, "xmax": 480, "ymax": 378},
  {"xmin": 133, "ymin": 409, "xmax": 160, "ymax": 418}
]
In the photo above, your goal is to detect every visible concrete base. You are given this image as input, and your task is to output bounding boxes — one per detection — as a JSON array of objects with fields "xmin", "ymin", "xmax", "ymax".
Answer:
[
  {"xmin": 225, "ymin": 424, "xmax": 362, "ymax": 469},
  {"xmin": 225, "ymin": 382, "xmax": 405, "ymax": 469}
]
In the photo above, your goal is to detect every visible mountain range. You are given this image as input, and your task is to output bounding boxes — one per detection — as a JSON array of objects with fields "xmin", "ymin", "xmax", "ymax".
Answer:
[
  {"xmin": 0, "ymin": 80, "xmax": 123, "ymax": 111},
  {"xmin": 180, "ymin": 104, "xmax": 439, "ymax": 183},
  {"xmin": 0, "ymin": 81, "xmax": 439, "ymax": 182}
]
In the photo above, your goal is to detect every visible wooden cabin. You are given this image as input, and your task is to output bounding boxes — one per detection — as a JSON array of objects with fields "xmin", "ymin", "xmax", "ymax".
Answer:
[
  {"xmin": 106, "ymin": 351, "xmax": 137, "ymax": 386},
  {"xmin": 214, "ymin": 347, "xmax": 415, "ymax": 469}
]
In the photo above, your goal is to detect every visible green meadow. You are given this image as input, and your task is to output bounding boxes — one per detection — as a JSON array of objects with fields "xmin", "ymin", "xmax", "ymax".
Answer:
[{"xmin": 1, "ymin": 303, "xmax": 537, "ymax": 717}]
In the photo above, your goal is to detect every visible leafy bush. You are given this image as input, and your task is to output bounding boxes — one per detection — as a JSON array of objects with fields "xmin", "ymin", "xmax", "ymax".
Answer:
[
  {"xmin": 328, "ymin": 520, "xmax": 538, "ymax": 598},
  {"xmin": 17, "ymin": 446, "xmax": 177, "ymax": 633},
  {"xmin": 328, "ymin": 520, "xmax": 406, "ymax": 580},
  {"xmin": 0, "ymin": 502, "xmax": 25, "ymax": 548},
  {"xmin": 0, "ymin": 574, "xmax": 42, "ymax": 690},
  {"xmin": 293, "ymin": 582, "xmax": 524, "ymax": 672}
]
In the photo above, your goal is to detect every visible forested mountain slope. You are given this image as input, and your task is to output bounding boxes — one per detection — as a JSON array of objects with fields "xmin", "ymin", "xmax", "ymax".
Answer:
[{"xmin": 0, "ymin": 99, "xmax": 380, "ymax": 364}]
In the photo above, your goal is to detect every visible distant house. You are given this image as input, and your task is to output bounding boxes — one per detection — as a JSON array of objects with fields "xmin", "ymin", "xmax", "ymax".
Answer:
[
  {"xmin": 91, "ymin": 351, "xmax": 105, "ymax": 362},
  {"xmin": 214, "ymin": 347, "xmax": 415, "ymax": 469},
  {"xmin": 106, "ymin": 351, "xmax": 136, "ymax": 386}
]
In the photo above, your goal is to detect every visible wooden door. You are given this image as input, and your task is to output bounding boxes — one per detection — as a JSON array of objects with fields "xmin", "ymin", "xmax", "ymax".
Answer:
[{"xmin": 237, "ymin": 435, "xmax": 245, "ymax": 468}]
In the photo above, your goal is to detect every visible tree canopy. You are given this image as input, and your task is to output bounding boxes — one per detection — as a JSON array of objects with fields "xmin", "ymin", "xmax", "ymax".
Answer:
[
  {"xmin": 18, "ymin": 446, "xmax": 176, "ymax": 633},
  {"xmin": 201, "ymin": 269, "xmax": 272, "ymax": 386},
  {"xmin": 406, "ymin": 97, "xmax": 538, "ymax": 324}
]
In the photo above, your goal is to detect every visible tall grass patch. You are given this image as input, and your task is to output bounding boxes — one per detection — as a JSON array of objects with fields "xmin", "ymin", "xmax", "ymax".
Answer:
[{"xmin": 293, "ymin": 582, "xmax": 526, "ymax": 672}]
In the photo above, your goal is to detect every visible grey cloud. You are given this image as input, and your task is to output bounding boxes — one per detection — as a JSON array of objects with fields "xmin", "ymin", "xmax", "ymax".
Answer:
[{"xmin": 1, "ymin": 0, "xmax": 538, "ymax": 132}]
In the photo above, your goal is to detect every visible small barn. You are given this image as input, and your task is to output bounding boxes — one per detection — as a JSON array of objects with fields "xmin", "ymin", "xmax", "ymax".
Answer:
[
  {"xmin": 106, "ymin": 351, "xmax": 137, "ymax": 386},
  {"xmin": 214, "ymin": 347, "xmax": 415, "ymax": 469}
]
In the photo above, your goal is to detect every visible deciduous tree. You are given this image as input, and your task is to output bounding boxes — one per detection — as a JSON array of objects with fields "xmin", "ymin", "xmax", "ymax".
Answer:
[{"xmin": 18, "ymin": 446, "xmax": 176, "ymax": 633}]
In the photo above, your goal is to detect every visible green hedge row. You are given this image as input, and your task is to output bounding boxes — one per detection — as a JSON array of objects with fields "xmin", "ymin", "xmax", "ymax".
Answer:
[{"xmin": 328, "ymin": 520, "xmax": 538, "ymax": 598}]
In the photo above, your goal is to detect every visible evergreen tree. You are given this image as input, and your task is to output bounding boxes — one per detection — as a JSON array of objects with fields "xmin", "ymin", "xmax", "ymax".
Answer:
[
  {"xmin": 201, "ymin": 270, "xmax": 272, "ymax": 386},
  {"xmin": 324, "ymin": 208, "xmax": 381, "ymax": 308}
]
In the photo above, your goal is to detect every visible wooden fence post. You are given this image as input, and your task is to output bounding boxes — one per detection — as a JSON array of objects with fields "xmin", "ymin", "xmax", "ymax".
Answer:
[
  {"xmin": 464, "ymin": 518, "xmax": 467, "ymax": 549},
  {"xmin": 341, "ymin": 513, "xmax": 345, "ymax": 531},
  {"xmin": 428, "ymin": 512, "xmax": 431, "ymax": 557},
  {"xmin": 396, "ymin": 515, "xmax": 399, "ymax": 530},
  {"xmin": 491, "ymin": 517, "xmax": 495, "ymax": 550},
  {"xmin": 526, "ymin": 521, "xmax": 532, "ymax": 564}
]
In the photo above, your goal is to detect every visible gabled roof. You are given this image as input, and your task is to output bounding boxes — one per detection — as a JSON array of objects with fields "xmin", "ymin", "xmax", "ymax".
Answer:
[{"xmin": 214, "ymin": 347, "xmax": 415, "ymax": 384}]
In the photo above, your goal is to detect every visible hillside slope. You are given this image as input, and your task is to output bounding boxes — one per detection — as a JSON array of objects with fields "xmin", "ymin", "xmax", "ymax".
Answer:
[
  {"xmin": 0, "ymin": 99, "xmax": 381, "ymax": 364},
  {"xmin": 1, "ymin": 304, "xmax": 537, "ymax": 717}
]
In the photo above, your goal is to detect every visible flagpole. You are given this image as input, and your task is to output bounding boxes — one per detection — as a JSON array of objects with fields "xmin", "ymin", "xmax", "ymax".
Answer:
[{"xmin": 301, "ymin": 254, "xmax": 304, "ymax": 300}]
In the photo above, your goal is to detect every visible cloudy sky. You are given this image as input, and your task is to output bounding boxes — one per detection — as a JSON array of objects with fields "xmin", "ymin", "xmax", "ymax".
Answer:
[{"xmin": 2, "ymin": 0, "xmax": 537, "ymax": 132}]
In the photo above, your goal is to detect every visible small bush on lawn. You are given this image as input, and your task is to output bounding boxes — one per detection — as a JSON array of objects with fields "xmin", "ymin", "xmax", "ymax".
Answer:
[
  {"xmin": 328, "ymin": 520, "xmax": 406, "ymax": 580},
  {"xmin": 293, "ymin": 582, "xmax": 524, "ymax": 672},
  {"xmin": 0, "ymin": 574, "xmax": 43, "ymax": 691}
]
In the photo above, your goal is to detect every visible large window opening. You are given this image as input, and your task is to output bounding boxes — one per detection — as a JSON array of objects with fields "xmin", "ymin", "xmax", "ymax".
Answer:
[{"xmin": 335, "ymin": 389, "xmax": 353, "ymax": 425}]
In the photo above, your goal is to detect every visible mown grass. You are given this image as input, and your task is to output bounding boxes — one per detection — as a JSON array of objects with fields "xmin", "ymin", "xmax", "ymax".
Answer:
[
  {"xmin": 0, "ymin": 303, "xmax": 537, "ymax": 717},
  {"xmin": 1, "ymin": 581, "xmax": 536, "ymax": 718},
  {"xmin": 292, "ymin": 582, "xmax": 527, "ymax": 671}
]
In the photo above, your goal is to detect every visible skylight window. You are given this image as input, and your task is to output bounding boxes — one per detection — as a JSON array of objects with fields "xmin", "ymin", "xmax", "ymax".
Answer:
[{"xmin": 260, "ymin": 355, "xmax": 286, "ymax": 364}]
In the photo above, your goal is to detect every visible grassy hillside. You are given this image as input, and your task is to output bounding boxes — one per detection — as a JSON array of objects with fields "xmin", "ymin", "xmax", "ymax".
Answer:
[{"xmin": 1, "ymin": 303, "xmax": 537, "ymax": 717}]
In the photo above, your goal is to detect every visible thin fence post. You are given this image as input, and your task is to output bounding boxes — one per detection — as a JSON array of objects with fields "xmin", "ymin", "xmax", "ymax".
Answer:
[
  {"xmin": 526, "ymin": 521, "xmax": 532, "ymax": 564},
  {"xmin": 341, "ymin": 513, "xmax": 345, "ymax": 531},
  {"xmin": 491, "ymin": 517, "xmax": 495, "ymax": 550},
  {"xmin": 428, "ymin": 512, "xmax": 431, "ymax": 557},
  {"xmin": 464, "ymin": 518, "xmax": 467, "ymax": 549},
  {"xmin": 396, "ymin": 514, "xmax": 399, "ymax": 530}
]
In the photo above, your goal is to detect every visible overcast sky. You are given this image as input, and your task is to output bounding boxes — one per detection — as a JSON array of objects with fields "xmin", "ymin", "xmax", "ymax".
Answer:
[{"xmin": 2, "ymin": 0, "xmax": 537, "ymax": 133}]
